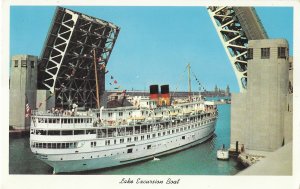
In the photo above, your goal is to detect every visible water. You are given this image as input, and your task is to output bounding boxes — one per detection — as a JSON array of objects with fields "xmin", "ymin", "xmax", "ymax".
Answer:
[{"xmin": 9, "ymin": 104, "xmax": 242, "ymax": 175}]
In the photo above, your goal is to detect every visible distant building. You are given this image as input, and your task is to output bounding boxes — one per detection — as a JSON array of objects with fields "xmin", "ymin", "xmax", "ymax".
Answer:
[
  {"xmin": 231, "ymin": 39, "xmax": 292, "ymax": 151},
  {"xmin": 9, "ymin": 55, "xmax": 38, "ymax": 131},
  {"xmin": 225, "ymin": 85, "xmax": 230, "ymax": 96},
  {"xmin": 214, "ymin": 85, "xmax": 218, "ymax": 93}
]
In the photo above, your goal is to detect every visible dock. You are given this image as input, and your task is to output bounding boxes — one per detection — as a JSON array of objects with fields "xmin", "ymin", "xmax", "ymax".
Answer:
[{"xmin": 237, "ymin": 143, "xmax": 292, "ymax": 175}]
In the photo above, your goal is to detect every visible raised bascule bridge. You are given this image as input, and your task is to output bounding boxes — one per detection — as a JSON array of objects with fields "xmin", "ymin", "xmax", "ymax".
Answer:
[
  {"xmin": 36, "ymin": 6, "xmax": 293, "ymax": 112},
  {"xmin": 10, "ymin": 6, "xmax": 292, "ymax": 173},
  {"xmin": 37, "ymin": 7, "xmax": 120, "ymax": 109},
  {"xmin": 208, "ymin": 6, "xmax": 293, "ymax": 165},
  {"xmin": 36, "ymin": 6, "xmax": 280, "ymax": 110},
  {"xmin": 207, "ymin": 7, "xmax": 269, "ymax": 92}
]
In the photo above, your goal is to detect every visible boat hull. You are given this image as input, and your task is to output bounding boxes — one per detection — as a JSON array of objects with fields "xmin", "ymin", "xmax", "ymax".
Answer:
[{"xmin": 35, "ymin": 122, "xmax": 216, "ymax": 174}]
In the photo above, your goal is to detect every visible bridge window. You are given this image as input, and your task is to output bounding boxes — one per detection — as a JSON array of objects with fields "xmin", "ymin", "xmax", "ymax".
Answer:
[
  {"xmin": 14, "ymin": 60, "xmax": 18, "ymax": 67},
  {"xmin": 261, "ymin": 48, "xmax": 270, "ymax": 59},
  {"xmin": 278, "ymin": 47, "xmax": 287, "ymax": 59},
  {"xmin": 21, "ymin": 60, "xmax": 27, "ymax": 67},
  {"xmin": 247, "ymin": 48, "xmax": 253, "ymax": 60},
  {"xmin": 31, "ymin": 61, "xmax": 35, "ymax": 68}
]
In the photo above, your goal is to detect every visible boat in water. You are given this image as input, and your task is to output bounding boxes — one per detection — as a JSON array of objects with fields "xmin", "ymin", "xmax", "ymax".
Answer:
[
  {"xmin": 30, "ymin": 88, "xmax": 218, "ymax": 173},
  {"xmin": 217, "ymin": 144, "xmax": 229, "ymax": 160}
]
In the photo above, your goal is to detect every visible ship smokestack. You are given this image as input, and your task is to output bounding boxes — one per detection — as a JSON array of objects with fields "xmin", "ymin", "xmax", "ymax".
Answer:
[
  {"xmin": 149, "ymin": 85, "xmax": 159, "ymax": 104},
  {"xmin": 160, "ymin": 85, "xmax": 170, "ymax": 106}
]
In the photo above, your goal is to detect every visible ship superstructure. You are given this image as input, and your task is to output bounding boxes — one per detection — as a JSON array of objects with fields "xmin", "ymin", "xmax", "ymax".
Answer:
[{"xmin": 30, "ymin": 90, "xmax": 217, "ymax": 173}]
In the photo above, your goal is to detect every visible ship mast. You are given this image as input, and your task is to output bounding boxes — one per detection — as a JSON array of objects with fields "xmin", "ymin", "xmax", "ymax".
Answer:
[
  {"xmin": 93, "ymin": 49, "xmax": 100, "ymax": 109},
  {"xmin": 187, "ymin": 63, "xmax": 191, "ymax": 99}
]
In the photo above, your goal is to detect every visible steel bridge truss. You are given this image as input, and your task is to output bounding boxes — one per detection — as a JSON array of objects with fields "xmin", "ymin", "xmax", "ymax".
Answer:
[
  {"xmin": 38, "ymin": 7, "xmax": 120, "ymax": 108},
  {"xmin": 207, "ymin": 7, "xmax": 249, "ymax": 92},
  {"xmin": 207, "ymin": 7, "xmax": 268, "ymax": 92}
]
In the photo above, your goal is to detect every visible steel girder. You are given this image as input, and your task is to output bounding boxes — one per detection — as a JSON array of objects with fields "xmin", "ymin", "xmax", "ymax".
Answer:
[
  {"xmin": 38, "ymin": 7, "xmax": 120, "ymax": 108},
  {"xmin": 207, "ymin": 7, "xmax": 268, "ymax": 92}
]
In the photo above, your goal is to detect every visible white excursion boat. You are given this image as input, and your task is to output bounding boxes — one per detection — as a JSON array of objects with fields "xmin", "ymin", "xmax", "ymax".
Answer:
[{"xmin": 30, "ymin": 92, "xmax": 218, "ymax": 173}]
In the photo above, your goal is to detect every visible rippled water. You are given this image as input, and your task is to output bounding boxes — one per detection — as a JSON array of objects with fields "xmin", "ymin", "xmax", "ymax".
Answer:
[{"xmin": 9, "ymin": 104, "xmax": 242, "ymax": 175}]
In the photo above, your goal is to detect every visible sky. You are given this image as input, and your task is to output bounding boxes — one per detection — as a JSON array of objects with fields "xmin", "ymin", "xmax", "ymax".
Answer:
[{"xmin": 10, "ymin": 6, "xmax": 293, "ymax": 93}]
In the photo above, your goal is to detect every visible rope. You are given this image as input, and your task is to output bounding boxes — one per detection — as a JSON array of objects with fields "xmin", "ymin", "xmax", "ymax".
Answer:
[{"xmin": 191, "ymin": 67, "xmax": 206, "ymax": 92}]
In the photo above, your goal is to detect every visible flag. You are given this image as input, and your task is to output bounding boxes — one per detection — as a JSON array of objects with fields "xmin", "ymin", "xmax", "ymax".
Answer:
[
  {"xmin": 105, "ymin": 70, "xmax": 109, "ymax": 74},
  {"xmin": 25, "ymin": 95, "xmax": 31, "ymax": 118},
  {"xmin": 110, "ymin": 75, "xmax": 114, "ymax": 79},
  {"xmin": 114, "ymin": 80, "xmax": 118, "ymax": 84},
  {"xmin": 122, "ymin": 90, "xmax": 127, "ymax": 96}
]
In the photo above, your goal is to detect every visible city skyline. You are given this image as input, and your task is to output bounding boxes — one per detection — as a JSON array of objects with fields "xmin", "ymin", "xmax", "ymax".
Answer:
[{"xmin": 10, "ymin": 6, "xmax": 293, "ymax": 93}]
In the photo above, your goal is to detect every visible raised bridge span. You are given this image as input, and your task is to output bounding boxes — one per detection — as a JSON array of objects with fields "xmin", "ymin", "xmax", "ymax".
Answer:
[
  {"xmin": 37, "ymin": 6, "xmax": 269, "ymax": 108},
  {"xmin": 207, "ymin": 7, "xmax": 268, "ymax": 92},
  {"xmin": 37, "ymin": 7, "xmax": 120, "ymax": 108}
]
